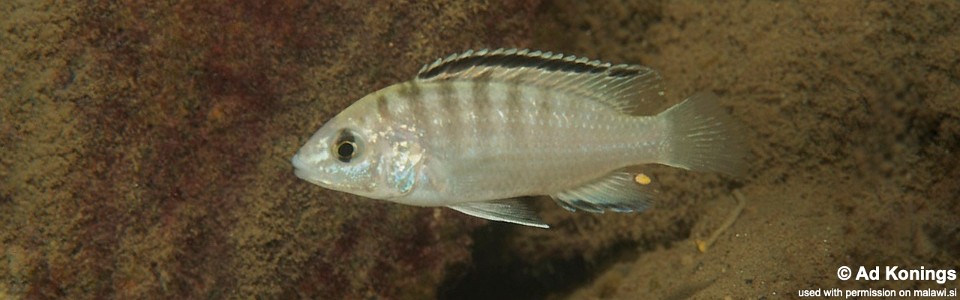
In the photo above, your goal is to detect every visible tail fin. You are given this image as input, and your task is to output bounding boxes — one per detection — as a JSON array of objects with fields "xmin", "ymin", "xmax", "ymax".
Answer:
[{"xmin": 658, "ymin": 93, "xmax": 748, "ymax": 176}]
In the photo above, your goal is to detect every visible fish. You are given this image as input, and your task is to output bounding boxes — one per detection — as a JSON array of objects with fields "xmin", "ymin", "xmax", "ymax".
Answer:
[{"xmin": 291, "ymin": 48, "xmax": 747, "ymax": 228}]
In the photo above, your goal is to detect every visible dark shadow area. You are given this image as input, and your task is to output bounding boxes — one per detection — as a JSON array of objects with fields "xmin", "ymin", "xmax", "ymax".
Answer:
[
  {"xmin": 437, "ymin": 223, "xmax": 592, "ymax": 300},
  {"xmin": 436, "ymin": 219, "xmax": 664, "ymax": 300}
]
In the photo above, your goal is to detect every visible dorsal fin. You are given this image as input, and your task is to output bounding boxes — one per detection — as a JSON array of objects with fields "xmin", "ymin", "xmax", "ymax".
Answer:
[{"xmin": 415, "ymin": 48, "xmax": 665, "ymax": 115}]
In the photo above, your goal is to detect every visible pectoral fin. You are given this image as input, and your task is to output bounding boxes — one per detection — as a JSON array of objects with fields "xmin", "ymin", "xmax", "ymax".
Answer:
[{"xmin": 447, "ymin": 199, "xmax": 549, "ymax": 228}]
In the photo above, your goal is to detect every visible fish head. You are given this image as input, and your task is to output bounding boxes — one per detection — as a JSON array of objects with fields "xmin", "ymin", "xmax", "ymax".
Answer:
[{"xmin": 292, "ymin": 95, "xmax": 424, "ymax": 201}]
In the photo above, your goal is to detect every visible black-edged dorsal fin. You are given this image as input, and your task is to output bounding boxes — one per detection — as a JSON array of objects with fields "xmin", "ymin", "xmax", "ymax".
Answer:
[{"xmin": 415, "ymin": 48, "xmax": 665, "ymax": 115}]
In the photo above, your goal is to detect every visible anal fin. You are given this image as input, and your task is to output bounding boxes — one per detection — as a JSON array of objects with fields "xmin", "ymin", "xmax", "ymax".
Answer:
[
  {"xmin": 551, "ymin": 171, "xmax": 659, "ymax": 213},
  {"xmin": 448, "ymin": 199, "xmax": 549, "ymax": 228}
]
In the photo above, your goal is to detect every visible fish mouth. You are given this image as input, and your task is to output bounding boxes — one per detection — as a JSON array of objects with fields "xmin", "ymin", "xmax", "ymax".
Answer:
[{"xmin": 291, "ymin": 154, "xmax": 332, "ymax": 186}]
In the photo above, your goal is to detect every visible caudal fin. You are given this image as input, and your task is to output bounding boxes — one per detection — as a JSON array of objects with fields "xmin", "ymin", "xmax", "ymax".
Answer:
[{"xmin": 658, "ymin": 93, "xmax": 748, "ymax": 176}]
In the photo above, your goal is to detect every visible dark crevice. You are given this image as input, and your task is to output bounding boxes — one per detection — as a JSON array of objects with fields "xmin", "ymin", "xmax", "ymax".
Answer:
[
  {"xmin": 437, "ymin": 223, "xmax": 592, "ymax": 300},
  {"xmin": 437, "ymin": 219, "xmax": 688, "ymax": 300}
]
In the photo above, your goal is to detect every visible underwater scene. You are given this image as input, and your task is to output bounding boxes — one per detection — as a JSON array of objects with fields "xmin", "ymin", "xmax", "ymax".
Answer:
[{"xmin": 2, "ymin": 0, "xmax": 958, "ymax": 299}]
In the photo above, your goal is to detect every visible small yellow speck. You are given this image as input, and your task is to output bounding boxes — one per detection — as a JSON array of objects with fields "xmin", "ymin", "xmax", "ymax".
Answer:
[
  {"xmin": 634, "ymin": 173, "xmax": 652, "ymax": 185},
  {"xmin": 696, "ymin": 240, "xmax": 709, "ymax": 253}
]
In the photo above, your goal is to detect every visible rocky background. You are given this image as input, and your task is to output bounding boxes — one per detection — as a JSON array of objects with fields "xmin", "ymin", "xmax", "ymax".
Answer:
[
  {"xmin": 2, "ymin": 0, "xmax": 538, "ymax": 298},
  {"xmin": 2, "ymin": 0, "xmax": 958, "ymax": 299}
]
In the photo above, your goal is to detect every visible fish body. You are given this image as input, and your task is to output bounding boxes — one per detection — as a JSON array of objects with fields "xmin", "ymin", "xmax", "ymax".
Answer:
[{"xmin": 292, "ymin": 49, "xmax": 746, "ymax": 228}]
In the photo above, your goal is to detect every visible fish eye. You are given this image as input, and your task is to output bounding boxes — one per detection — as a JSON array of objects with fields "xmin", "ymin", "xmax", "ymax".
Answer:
[
  {"xmin": 336, "ymin": 141, "xmax": 356, "ymax": 162},
  {"xmin": 334, "ymin": 129, "xmax": 359, "ymax": 163}
]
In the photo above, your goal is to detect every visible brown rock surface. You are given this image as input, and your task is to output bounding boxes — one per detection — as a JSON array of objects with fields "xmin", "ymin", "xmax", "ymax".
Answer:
[
  {"xmin": 1, "ymin": 1, "xmax": 539, "ymax": 298},
  {"xmin": 3, "ymin": 0, "xmax": 959, "ymax": 299}
]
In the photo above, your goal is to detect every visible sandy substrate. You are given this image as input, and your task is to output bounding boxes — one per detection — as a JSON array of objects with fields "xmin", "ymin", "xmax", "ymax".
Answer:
[{"xmin": 527, "ymin": 1, "xmax": 960, "ymax": 299}]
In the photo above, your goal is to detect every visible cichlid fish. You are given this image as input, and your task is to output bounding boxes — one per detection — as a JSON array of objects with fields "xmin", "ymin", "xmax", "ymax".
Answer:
[{"xmin": 292, "ymin": 49, "xmax": 746, "ymax": 228}]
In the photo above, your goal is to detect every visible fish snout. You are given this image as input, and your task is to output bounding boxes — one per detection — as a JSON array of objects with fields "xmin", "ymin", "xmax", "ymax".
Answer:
[
  {"xmin": 291, "ymin": 153, "xmax": 332, "ymax": 186},
  {"xmin": 291, "ymin": 153, "xmax": 307, "ymax": 170},
  {"xmin": 291, "ymin": 153, "xmax": 310, "ymax": 180}
]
